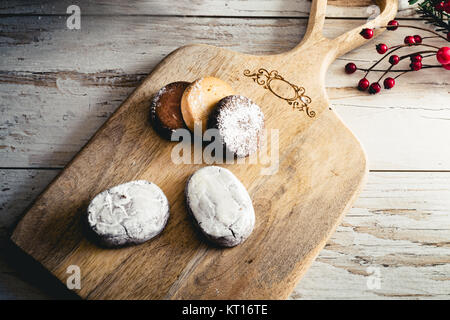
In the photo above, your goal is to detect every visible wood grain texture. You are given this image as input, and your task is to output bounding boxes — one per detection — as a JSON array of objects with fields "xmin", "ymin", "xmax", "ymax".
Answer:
[
  {"xmin": 1, "ymin": 17, "xmax": 448, "ymax": 170},
  {"xmin": 1, "ymin": 0, "xmax": 449, "ymax": 300},
  {"xmin": 9, "ymin": 0, "xmax": 398, "ymax": 299},
  {"xmin": 0, "ymin": 0, "xmax": 415, "ymax": 17},
  {"xmin": 293, "ymin": 171, "xmax": 450, "ymax": 299},
  {"xmin": 2, "ymin": 170, "xmax": 449, "ymax": 299}
]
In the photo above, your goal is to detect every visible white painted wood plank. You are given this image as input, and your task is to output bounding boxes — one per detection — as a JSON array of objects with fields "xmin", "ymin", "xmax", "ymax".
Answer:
[
  {"xmin": 1, "ymin": 17, "xmax": 449, "ymax": 170},
  {"xmin": 1, "ymin": 0, "xmax": 447, "ymax": 302},
  {"xmin": 327, "ymin": 65, "xmax": 450, "ymax": 171},
  {"xmin": 0, "ymin": 16, "xmax": 311, "ymax": 72},
  {"xmin": 0, "ymin": 0, "xmax": 417, "ymax": 18},
  {"xmin": 0, "ymin": 169, "xmax": 59, "ymax": 299},
  {"xmin": 0, "ymin": 170, "xmax": 449, "ymax": 299},
  {"xmin": 0, "ymin": 170, "xmax": 59, "ymax": 230},
  {"xmin": 293, "ymin": 172, "xmax": 450, "ymax": 299}
]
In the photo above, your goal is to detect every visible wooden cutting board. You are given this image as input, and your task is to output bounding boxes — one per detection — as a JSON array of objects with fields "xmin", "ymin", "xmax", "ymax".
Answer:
[{"xmin": 11, "ymin": 0, "xmax": 397, "ymax": 299}]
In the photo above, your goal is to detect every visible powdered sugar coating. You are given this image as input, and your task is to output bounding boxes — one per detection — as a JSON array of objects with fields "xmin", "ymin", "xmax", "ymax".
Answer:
[
  {"xmin": 185, "ymin": 166, "xmax": 255, "ymax": 247},
  {"xmin": 212, "ymin": 95, "xmax": 265, "ymax": 158},
  {"xmin": 87, "ymin": 180, "xmax": 169, "ymax": 247},
  {"xmin": 189, "ymin": 77, "xmax": 205, "ymax": 109},
  {"xmin": 154, "ymin": 84, "xmax": 170, "ymax": 99}
]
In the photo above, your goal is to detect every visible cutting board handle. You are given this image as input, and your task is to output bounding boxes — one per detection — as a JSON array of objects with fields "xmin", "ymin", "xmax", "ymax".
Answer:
[{"xmin": 298, "ymin": 0, "xmax": 398, "ymax": 58}]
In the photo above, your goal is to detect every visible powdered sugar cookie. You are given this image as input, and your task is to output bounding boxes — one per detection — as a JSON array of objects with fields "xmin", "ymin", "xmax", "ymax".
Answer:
[
  {"xmin": 87, "ymin": 180, "xmax": 169, "ymax": 247},
  {"xmin": 185, "ymin": 166, "xmax": 255, "ymax": 247}
]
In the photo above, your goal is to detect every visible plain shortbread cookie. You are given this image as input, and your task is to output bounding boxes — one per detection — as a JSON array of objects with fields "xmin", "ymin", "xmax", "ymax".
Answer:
[{"xmin": 181, "ymin": 77, "xmax": 235, "ymax": 133}]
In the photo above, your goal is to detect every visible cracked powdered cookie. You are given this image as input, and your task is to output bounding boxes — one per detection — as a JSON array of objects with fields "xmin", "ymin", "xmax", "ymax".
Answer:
[
  {"xmin": 87, "ymin": 180, "xmax": 169, "ymax": 247},
  {"xmin": 185, "ymin": 166, "xmax": 255, "ymax": 247}
]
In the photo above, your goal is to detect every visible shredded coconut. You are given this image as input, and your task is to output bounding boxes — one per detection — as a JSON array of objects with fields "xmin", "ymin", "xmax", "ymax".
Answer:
[{"xmin": 215, "ymin": 95, "xmax": 265, "ymax": 158}]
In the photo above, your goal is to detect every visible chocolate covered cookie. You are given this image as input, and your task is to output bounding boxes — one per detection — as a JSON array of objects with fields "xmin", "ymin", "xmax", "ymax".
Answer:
[
  {"xmin": 185, "ymin": 166, "xmax": 255, "ymax": 247},
  {"xmin": 87, "ymin": 180, "xmax": 169, "ymax": 247},
  {"xmin": 209, "ymin": 95, "xmax": 264, "ymax": 158},
  {"xmin": 150, "ymin": 81, "xmax": 190, "ymax": 140}
]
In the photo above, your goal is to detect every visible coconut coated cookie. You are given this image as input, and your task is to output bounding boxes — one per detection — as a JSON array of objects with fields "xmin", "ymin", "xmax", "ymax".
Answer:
[
  {"xmin": 209, "ymin": 95, "xmax": 264, "ymax": 158},
  {"xmin": 185, "ymin": 166, "xmax": 255, "ymax": 247},
  {"xmin": 87, "ymin": 180, "xmax": 169, "ymax": 247}
]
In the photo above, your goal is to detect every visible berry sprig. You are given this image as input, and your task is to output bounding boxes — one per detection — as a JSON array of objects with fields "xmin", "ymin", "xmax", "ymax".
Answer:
[
  {"xmin": 346, "ymin": 20, "xmax": 450, "ymax": 94},
  {"xmin": 410, "ymin": 0, "xmax": 450, "ymax": 38}
]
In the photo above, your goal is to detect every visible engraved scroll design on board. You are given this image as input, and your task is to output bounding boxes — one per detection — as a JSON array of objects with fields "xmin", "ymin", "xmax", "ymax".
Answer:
[{"xmin": 243, "ymin": 68, "xmax": 314, "ymax": 118}]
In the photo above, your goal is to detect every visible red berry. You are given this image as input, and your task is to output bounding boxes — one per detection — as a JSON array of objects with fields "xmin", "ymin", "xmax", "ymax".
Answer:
[
  {"xmin": 443, "ymin": 64, "xmax": 450, "ymax": 70},
  {"xmin": 404, "ymin": 36, "xmax": 416, "ymax": 45},
  {"xmin": 410, "ymin": 54, "xmax": 422, "ymax": 62},
  {"xmin": 444, "ymin": 1, "xmax": 450, "ymax": 13},
  {"xmin": 413, "ymin": 35, "xmax": 422, "ymax": 44},
  {"xmin": 369, "ymin": 82, "xmax": 381, "ymax": 94},
  {"xmin": 436, "ymin": 47, "xmax": 450, "ymax": 65},
  {"xmin": 387, "ymin": 20, "xmax": 399, "ymax": 31},
  {"xmin": 376, "ymin": 43, "xmax": 388, "ymax": 54},
  {"xmin": 435, "ymin": 2, "xmax": 445, "ymax": 11},
  {"xmin": 389, "ymin": 55, "xmax": 400, "ymax": 65},
  {"xmin": 410, "ymin": 61, "xmax": 422, "ymax": 71},
  {"xmin": 345, "ymin": 62, "xmax": 357, "ymax": 74},
  {"xmin": 357, "ymin": 78, "xmax": 370, "ymax": 91},
  {"xmin": 360, "ymin": 28, "xmax": 374, "ymax": 39},
  {"xmin": 383, "ymin": 77, "xmax": 395, "ymax": 89}
]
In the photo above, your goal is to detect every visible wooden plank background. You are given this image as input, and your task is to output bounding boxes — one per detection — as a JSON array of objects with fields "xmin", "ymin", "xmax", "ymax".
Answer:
[{"xmin": 0, "ymin": 0, "xmax": 449, "ymax": 299}]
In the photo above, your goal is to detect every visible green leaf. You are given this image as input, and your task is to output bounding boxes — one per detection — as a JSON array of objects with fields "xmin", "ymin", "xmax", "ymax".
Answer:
[{"xmin": 408, "ymin": 0, "xmax": 420, "ymax": 4}]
